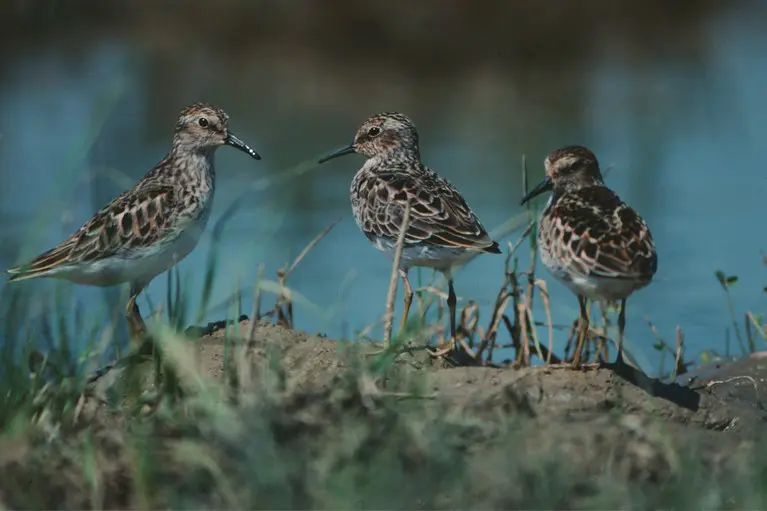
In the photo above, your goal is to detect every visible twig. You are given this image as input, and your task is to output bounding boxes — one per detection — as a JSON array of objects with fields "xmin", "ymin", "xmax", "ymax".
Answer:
[
  {"xmin": 536, "ymin": 280, "xmax": 554, "ymax": 365},
  {"xmin": 247, "ymin": 264, "xmax": 265, "ymax": 343},
  {"xmin": 507, "ymin": 221, "xmax": 536, "ymax": 257},
  {"xmin": 274, "ymin": 268, "xmax": 291, "ymax": 328},
  {"xmin": 524, "ymin": 226, "xmax": 538, "ymax": 314},
  {"xmin": 519, "ymin": 155, "xmax": 538, "ymax": 367},
  {"xmin": 285, "ymin": 217, "xmax": 342, "ymax": 279},
  {"xmin": 478, "ymin": 291, "xmax": 511, "ymax": 360},
  {"xmin": 264, "ymin": 219, "xmax": 340, "ymax": 328},
  {"xmin": 693, "ymin": 375, "xmax": 763, "ymax": 410},
  {"xmin": 458, "ymin": 336, "xmax": 479, "ymax": 360},
  {"xmin": 383, "ymin": 201, "xmax": 411, "ymax": 347},
  {"xmin": 460, "ymin": 300, "xmax": 480, "ymax": 347},
  {"xmin": 746, "ymin": 311, "xmax": 766, "ymax": 341},
  {"xmin": 418, "ymin": 286, "xmax": 450, "ymax": 301},
  {"xmin": 475, "ymin": 219, "xmax": 534, "ymax": 363},
  {"xmin": 517, "ymin": 303, "xmax": 531, "ymax": 367},
  {"xmin": 435, "ymin": 288, "xmax": 446, "ymax": 346},
  {"xmin": 525, "ymin": 306, "xmax": 545, "ymax": 364}
]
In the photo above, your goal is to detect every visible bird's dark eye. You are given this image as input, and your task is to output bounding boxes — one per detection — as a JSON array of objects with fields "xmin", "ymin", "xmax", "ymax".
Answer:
[
  {"xmin": 367, "ymin": 126, "xmax": 381, "ymax": 137},
  {"xmin": 198, "ymin": 118, "xmax": 209, "ymax": 128}
]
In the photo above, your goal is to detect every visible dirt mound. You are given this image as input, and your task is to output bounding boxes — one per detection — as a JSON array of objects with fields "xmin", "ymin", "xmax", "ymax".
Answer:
[
  {"xmin": 193, "ymin": 319, "xmax": 766, "ymax": 464},
  {"xmin": 19, "ymin": 318, "xmax": 764, "ymax": 509},
  {"xmin": 196, "ymin": 319, "xmax": 766, "ymax": 433}
]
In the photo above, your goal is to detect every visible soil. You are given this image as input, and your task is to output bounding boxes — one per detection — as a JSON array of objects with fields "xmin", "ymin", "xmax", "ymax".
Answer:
[
  {"xmin": 10, "ymin": 319, "xmax": 767, "ymax": 509},
  {"xmin": 193, "ymin": 318, "xmax": 767, "ymax": 443}
]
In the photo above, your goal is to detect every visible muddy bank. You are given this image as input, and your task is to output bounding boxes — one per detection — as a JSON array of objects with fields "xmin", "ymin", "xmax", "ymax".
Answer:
[{"xmin": 193, "ymin": 318, "xmax": 766, "ymax": 443}]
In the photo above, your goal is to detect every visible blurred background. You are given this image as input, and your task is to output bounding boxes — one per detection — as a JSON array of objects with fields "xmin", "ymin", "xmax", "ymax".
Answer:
[{"xmin": 0, "ymin": 0, "xmax": 765, "ymax": 371}]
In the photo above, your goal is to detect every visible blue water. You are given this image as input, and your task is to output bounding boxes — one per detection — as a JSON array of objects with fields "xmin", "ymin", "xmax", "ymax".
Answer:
[{"xmin": 0, "ymin": 7, "xmax": 765, "ymax": 374}]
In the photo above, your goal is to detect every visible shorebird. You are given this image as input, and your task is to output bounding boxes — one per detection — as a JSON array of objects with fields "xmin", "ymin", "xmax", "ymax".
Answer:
[
  {"xmin": 318, "ymin": 112, "xmax": 500, "ymax": 356},
  {"xmin": 520, "ymin": 145, "xmax": 657, "ymax": 369},
  {"xmin": 5, "ymin": 102, "xmax": 261, "ymax": 343}
]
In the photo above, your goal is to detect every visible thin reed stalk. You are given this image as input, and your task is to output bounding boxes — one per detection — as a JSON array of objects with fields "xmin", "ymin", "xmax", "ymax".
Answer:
[{"xmin": 383, "ymin": 201, "xmax": 411, "ymax": 347}]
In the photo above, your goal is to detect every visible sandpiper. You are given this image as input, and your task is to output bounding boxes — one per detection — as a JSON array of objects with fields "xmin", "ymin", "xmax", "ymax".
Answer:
[
  {"xmin": 318, "ymin": 112, "xmax": 500, "ymax": 356},
  {"xmin": 5, "ymin": 102, "xmax": 260, "ymax": 342},
  {"xmin": 520, "ymin": 145, "xmax": 657, "ymax": 369}
]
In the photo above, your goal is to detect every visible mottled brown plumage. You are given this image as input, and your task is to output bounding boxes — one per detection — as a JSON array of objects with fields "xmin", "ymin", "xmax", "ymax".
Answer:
[
  {"xmin": 319, "ymin": 112, "xmax": 500, "ymax": 355},
  {"xmin": 539, "ymin": 185, "xmax": 657, "ymax": 289},
  {"xmin": 351, "ymin": 164, "xmax": 499, "ymax": 254},
  {"xmin": 521, "ymin": 145, "xmax": 657, "ymax": 369},
  {"xmin": 11, "ymin": 184, "xmax": 180, "ymax": 280},
  {"xmin": 6, "ymin": 102, "xmax": 260, "ymax": 342}
]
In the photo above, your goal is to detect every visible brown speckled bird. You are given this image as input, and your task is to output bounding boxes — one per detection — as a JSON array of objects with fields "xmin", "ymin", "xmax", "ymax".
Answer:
[
  {"xmin": 521, "ymin": 145, "xmax": 657, "ymax": 369},
  {"xmin": 319, "ymin": 112, "xmax": 500, "ymax": 355},
  {"xmin": 5, "ymin": 102, "xmax": 260, "ymax": 342}
]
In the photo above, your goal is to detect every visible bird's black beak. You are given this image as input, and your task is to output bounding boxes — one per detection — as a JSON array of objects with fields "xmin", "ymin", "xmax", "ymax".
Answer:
[
  {"xmin": 520, "ymin": 176, "xmax": 553, "ymax": 206},
  {"xmin": 318, "ymin": 143, "xmax": 356, "ymax": 164},
  {"xmin": 225, "ymin": 131, "xmax": 261, "ymax": 160}
]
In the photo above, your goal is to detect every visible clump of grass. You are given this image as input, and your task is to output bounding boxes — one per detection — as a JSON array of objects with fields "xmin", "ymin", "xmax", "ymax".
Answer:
[
  {"xmin": 645, "ymin": 316, "xmax": 692, "ymax": 379},
  {"xmin": 3, "ymin": 303, "xmax": 767, "ymax": 509},
  {"xmin": 714, "ymin": 260, "xmax": 767, "ymax": 357}
]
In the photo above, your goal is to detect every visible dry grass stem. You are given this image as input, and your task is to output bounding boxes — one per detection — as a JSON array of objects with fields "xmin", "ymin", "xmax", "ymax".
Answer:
[
  {"xmin": 434, "ymin": 295, "xmax": 446, "ymax": 346},
  {"xmin": 273, "ymin": 269, "xmax": 292, "ymax": 328},
  {"xmin": 516, "ymin": 303, "xmax": 531, "ymax": 367},
  {"xmin": 263, "ymin": 219, "xmax": 340, "ymax": 329},
  {"xmin": 383, "ymin": 201, "xmax": 411, "ymax": 347},
  {"xmin": 247, "ymin": 264, "xmax": 265, "ymax": 343},
  {"xmin": 478, "ymin": 292, "xmax": 511, "ymax": 361},
  {"xmin": 507, "ymin": 221, "xmax": 536, "ymax": 255},
  {"xmin": 419, "ymin": 286, "xmax": 450, "ymax": 301},
  {"xmin": 535, "ymin": 279, "xmax": 554, "ymax": 365},
  {"xmin": 746, "ymin": 311, "xmax": 766, "ymax": 340},
  {"xmin": 285, "ymin": 217, "xmax": 342, "ymax": 279},
  {"xmin": 694, "ymin": 376, "xmax": 763, "ymax": 410}
]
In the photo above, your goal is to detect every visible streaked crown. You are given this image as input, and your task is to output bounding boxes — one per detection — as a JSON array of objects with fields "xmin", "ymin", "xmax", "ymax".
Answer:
[
  {"xmin": 352, "ymin": 112, "xmax": 420, "ymax": 158},
  {"xmin": 544, "ymin": 145, "xmax": 605, "ymax": 190},
  {"xmin": 173, "ymin": 102, "xmax": 231, "ymax": 151}
]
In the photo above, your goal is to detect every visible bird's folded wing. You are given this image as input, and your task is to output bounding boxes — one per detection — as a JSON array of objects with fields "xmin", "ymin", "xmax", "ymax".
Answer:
[
  {"xmin": 365, "ymin": 169, "xmax": 496, "ymax": 251},
  {"xmin": 7, "ymin": 183, "xmax": 180, "ymax": 278}
]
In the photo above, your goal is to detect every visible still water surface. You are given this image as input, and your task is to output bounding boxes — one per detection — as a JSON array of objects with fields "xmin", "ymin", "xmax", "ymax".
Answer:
[{"xmin": 0, "ymin": 6, "xmax": 765, "ymax": 373}]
